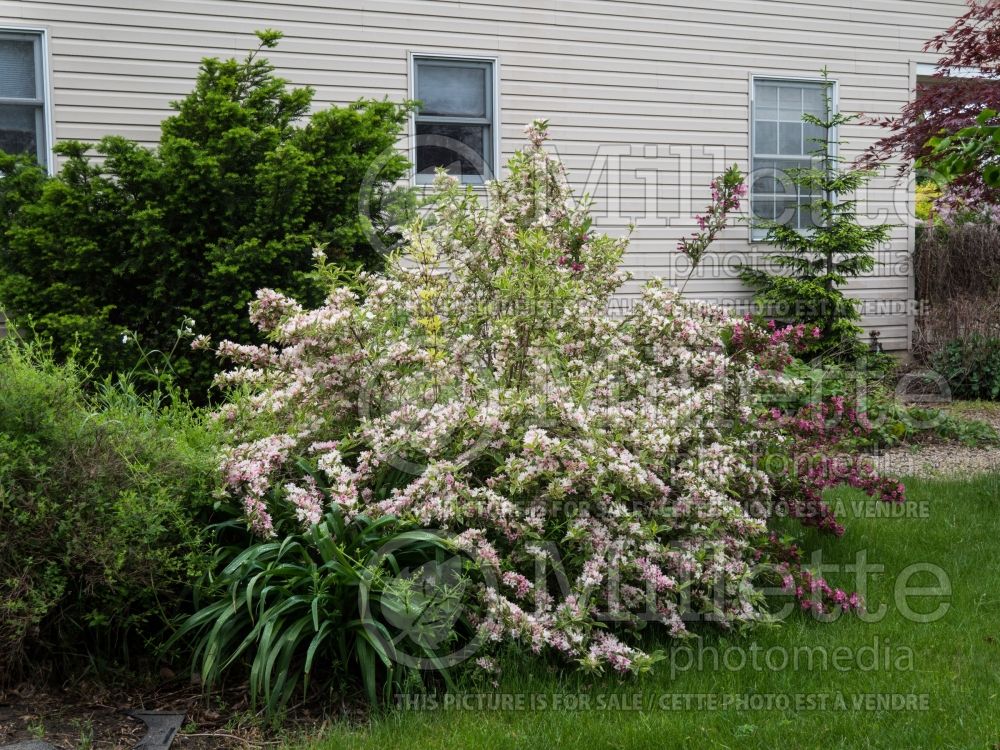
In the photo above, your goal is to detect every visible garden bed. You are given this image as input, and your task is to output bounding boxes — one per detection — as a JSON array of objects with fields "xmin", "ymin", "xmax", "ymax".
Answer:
[
  {"xmin": 5, "ymin": 474, "xmax": 998, "ymax": 749},
  {"xmin": 1, "ymin": 682, "xmax": 249, "ymax": 750},
  {"xmin": 876, "ymin": 401, "xmax": 1000, "ymax": 479}
]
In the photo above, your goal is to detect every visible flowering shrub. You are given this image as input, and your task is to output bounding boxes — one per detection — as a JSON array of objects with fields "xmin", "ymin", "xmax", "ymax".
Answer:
[
  {"xmin": 676, "ymin": 164, "xmax": 746, "ymax": 290},
  {"xmin": 760, "ymin": 397, "xmax": 905, "ymax": 536},
  {"xmin": 193, "ymin": 121, "xmax": 905, "ymax": 702}
]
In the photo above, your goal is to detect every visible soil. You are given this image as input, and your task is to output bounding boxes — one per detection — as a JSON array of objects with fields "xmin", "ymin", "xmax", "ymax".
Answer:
[{"xmin": 0, "ymin": 678, "xmax": 312, "ymax": 750}]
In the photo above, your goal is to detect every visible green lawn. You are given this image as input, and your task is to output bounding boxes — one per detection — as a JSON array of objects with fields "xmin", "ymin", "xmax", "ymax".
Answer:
[{"xmin": 297, "ymin": 474, "xmax": 1000, "ymax": 750}]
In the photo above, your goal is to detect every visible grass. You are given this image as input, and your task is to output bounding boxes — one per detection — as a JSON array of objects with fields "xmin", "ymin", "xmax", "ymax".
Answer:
[{"xmin": 295, "ymin": 474, "xmax": 1000, "ymax": 750}]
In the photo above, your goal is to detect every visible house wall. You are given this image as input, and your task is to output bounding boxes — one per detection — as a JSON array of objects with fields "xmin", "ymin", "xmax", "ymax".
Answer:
[{"xmin": 0, "ymin": 0, "xmax": 970, "ymax": 351}]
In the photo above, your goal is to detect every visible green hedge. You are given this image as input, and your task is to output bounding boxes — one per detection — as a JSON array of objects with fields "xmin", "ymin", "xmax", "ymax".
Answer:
[{"xmin": 0, "ymin": 30, "xmax": 413, "ymax": 398}]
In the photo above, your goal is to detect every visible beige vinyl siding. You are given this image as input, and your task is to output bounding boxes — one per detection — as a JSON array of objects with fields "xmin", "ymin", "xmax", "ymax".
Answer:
[{"xmin": 0, "ymin": 0, "xmax": 968, "ymax": 351}]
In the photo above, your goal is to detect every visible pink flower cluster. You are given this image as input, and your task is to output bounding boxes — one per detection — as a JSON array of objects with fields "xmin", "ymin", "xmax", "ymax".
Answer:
[
  {"xmin": 729, "ymin": 316, "xmax": 817, "ymax": 371},
  {"xmin": 760, "ymin": 534, "xmax": 862, "ymax": 614},
  {"xmin": 755, "ymin": 396, "xmax": 906, "ymax": 536},
  {"xmin": 677, "ymin": 165, "xmax": 747, "ymax": 268}
]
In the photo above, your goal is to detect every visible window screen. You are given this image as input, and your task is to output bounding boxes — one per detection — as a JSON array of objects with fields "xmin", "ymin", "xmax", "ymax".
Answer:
[
  {"xmin": 0, "ymin": 31, "xmax": 47, "ymax": 167},
  {"xmin": 751, "ymin": 79, "xmax": 829, "ymax": 240},
  {"xmin": 413, "ymin": 57, "xmax": 494, "ymax": 184}
]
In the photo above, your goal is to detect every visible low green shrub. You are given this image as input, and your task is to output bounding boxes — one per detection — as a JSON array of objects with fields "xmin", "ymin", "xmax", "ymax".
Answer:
[
  {"xmin": 0, "ymin": 339, "xmax": 220, "ymax": 678},
  {"xmin": 932, "ymin": 334, "xmax": 1000, "ymax": 401}
]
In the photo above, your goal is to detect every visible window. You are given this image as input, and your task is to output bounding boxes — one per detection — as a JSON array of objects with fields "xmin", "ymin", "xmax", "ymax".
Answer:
[
  {"xmin": 750, "ymin": 78, "xmax": 831, "ymax": 240},
  {"xmin": 412, "ymin": 56, "xmax": 495, "ymax": 184},
  {"xmin": 0, "ymin": 30, "xmax": 48, "ymax": 168}
]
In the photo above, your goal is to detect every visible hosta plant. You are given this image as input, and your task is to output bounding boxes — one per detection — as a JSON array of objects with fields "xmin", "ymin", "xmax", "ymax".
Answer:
[{"xmin": 188, "ymin": 121, "xmax": 904, "ymax": 710}]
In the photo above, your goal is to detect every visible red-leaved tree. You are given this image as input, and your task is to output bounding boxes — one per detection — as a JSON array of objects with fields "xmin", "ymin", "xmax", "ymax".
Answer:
[{"xmin": 861, "ymin": 0, "xmax": 1000, "ymax": 202}]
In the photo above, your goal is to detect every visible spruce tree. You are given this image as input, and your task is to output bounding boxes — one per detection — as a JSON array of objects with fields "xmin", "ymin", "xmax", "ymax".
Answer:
[{"xmin": 739, "ymin": 69, "xmax": 893, "ymax": 359}]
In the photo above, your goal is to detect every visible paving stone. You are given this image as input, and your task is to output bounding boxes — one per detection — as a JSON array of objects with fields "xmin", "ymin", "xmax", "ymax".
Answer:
[{"xmin": 126, "ymin": 711, "xmax": 186, "ymax": 750}]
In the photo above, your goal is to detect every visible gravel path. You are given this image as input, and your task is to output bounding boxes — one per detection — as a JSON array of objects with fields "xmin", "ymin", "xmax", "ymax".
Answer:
[
  {"xmin": 873, "ymin": 404, "xmax": 1000, "ymax": 480},
  {"xmin": 873, "ymin": 444, "xmax": 1000, "ymax": 479}
]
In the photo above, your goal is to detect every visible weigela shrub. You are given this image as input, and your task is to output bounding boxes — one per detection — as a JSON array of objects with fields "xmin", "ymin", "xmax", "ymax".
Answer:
[{"xmin": 207, "ymin": 122, "xmax": 902, "ymax": 680}]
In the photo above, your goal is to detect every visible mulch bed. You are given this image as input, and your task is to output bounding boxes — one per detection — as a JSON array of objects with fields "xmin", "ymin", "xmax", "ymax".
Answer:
[{"xmin": 0, "ymin": 677, "xmax": 342, "ymax": 750}]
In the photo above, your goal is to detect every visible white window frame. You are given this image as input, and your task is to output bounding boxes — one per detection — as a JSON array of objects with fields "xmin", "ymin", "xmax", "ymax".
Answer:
[
  {"xmin": 748, "ymin": 73, "xmax": 839, "ymax": 243},
  {"xmin": 915, "ymin": 63, "xmax": 985, "ymax": 78},
  {"xmin": 407, "ymin": 51, "xmax": 500, "ymax": 186},
  {"xmin": 0, "ymin": 26, "xmax": 54, "ymax": 173}
]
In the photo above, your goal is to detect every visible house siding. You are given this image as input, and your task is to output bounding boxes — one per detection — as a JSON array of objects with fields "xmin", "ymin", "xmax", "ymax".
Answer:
[{"xmin": 0, "ymin": 0, "xmax": 969, "ymax": 351}]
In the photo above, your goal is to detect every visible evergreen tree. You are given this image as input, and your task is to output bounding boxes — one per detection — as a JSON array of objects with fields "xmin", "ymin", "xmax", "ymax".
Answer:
[
  {"xmin": 0, "ymin": 30, "xmax": 413, "ymax": 398},
  {"xmin": 739, "ymin": 69, "xmax": 893, "ymax": 359}
]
